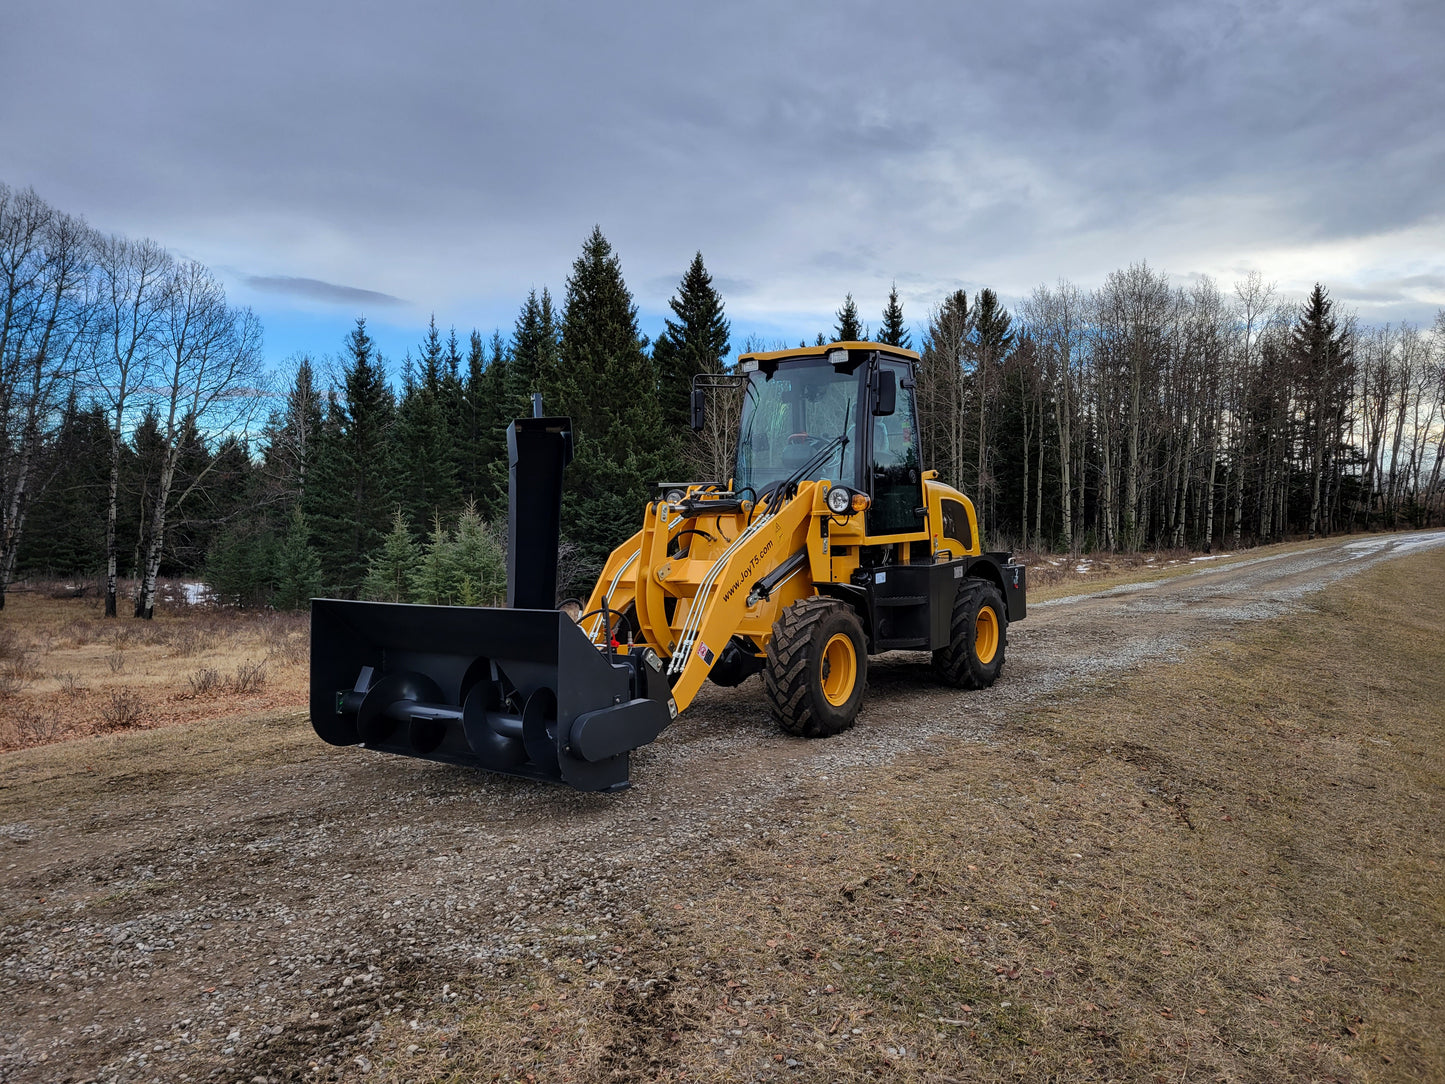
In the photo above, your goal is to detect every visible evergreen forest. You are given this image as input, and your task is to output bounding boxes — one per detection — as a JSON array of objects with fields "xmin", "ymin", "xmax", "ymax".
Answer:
[{"xmin": 3, "ymin": 183, "xmax": 1443, "ymax": 616}]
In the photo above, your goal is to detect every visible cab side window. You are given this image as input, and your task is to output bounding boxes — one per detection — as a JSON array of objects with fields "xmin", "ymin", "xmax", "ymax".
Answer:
[
  {"xmin": 941, "ymin": 497, "xmax": 972, "ymax": 554},
  {"xmin": 866, "ymin": 360, "xmax": 924, "ymax": 535}
]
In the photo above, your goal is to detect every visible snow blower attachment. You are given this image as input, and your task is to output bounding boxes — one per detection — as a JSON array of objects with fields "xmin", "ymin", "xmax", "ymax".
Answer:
[
  {"xmin": 312, "ymin": 342, "xmax": 1027, "ymax": 792},
  {"xmin": 310, "ymin": 415, "xmax": 675, "ymax": 791}
]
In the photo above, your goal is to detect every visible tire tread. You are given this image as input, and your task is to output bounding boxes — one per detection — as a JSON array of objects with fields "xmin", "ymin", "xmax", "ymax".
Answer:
[
  {"xmin": 763, "ymin": 598, "xmax": 862, "ymax": 738},
  {"xmin": 933, "ymin": 579, "xmax": 1008, "ymax": 689}
]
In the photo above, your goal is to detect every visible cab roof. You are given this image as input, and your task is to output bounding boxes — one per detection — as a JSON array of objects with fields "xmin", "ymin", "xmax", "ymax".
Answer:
[{"xmin": 736, "ymin": 340, "xmax": 920, "ymax": 365}]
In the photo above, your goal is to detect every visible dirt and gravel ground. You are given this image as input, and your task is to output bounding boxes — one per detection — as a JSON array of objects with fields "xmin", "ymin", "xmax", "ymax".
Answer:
[{"xmin": 1, "ymin": 530, "xmax": 1442, "ymax": 1083}]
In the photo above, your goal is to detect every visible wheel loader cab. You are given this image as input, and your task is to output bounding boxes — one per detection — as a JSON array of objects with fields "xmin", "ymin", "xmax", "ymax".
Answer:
[{"xmin": 734, "ymin": 344, "xmax": 927, "ymax": 540}]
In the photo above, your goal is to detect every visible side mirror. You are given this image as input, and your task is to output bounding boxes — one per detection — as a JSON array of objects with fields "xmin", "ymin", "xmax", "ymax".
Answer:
[
  {"xmin": 872, "ymin": 368, "xmax": 896, "ymax": 416},
  {"xmin": 690, "ymin": 387, "xmax": 706, "ymax": 430}
]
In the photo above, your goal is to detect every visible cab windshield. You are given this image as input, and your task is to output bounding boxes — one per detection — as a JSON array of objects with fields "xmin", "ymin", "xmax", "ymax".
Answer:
[{"xmin": 734, "ymin": 358, "xmax": 859, "ymax": 495}]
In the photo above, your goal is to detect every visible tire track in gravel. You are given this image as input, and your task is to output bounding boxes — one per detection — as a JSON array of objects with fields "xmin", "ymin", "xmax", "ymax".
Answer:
[{"xmin": 1, "ymin": 529, "xmax": 1441, "ymax": 1082}]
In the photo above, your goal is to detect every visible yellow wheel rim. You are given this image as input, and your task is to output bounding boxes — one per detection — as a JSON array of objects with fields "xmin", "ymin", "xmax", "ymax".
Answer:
[
  {"xmin": 974, "ymin": 606, "xmax": 1000, "ymax": 665},
  {"xmin": 820, "ymin": 632, "xmax": 857, "ymax": 706}
]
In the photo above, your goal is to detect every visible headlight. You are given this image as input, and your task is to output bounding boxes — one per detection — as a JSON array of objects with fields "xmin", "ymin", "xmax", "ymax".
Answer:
[
  {"xmin": 826, "ymin": 486, "xmax": 852, "ymax": 514},
  {"xmin": 664, "ymin": 487, "xmax": 686, "ymax": 505}
]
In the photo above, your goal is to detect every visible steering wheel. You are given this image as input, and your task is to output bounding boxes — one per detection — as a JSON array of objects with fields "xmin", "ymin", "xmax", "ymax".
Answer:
[{"xmin": 787, "ymin": 432, "xmax": 820, "ymax": 446}]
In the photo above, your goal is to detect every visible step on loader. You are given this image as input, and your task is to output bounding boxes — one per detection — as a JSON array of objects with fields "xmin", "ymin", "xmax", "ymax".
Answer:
[{"xmin": 311, "ymin": 342, "xmax": 1027, "ymax": 790}]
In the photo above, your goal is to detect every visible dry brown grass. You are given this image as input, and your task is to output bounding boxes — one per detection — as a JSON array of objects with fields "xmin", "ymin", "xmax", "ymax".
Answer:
[
  {"xmin": 0, "ymin": 585, "xmax": 306, "ymax": 752},
  {"xmin": 373, "ymin": 549, "xmax": 1444, "ymax": 1083}
]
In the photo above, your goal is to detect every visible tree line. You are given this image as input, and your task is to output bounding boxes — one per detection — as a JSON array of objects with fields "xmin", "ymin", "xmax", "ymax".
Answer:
[
  {"xmin": 914, "ymin": 269, "xmax": 1445, "ymax": 553},
  {"xmin": 4, "ymin": 181, "xmax": 1443, "ymax": 617},
  {"xmin": 2, "ymin": 185, "xmax": 731, "ymax": 611}
]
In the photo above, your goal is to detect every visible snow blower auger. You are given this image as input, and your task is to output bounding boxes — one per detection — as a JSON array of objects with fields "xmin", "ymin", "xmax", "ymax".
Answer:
[{"xmin": 310, "ymin": 342, "xmax": 1026, "ymax": 791}]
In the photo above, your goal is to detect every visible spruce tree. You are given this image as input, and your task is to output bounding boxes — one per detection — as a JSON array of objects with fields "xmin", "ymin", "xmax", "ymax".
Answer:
[
  {"xmin": 260, "ymin": 357, "xmax": 324, "ymax": 509},
  {"xmin": 395, "ymin": 315, "xmax": 462, "ymax": 530},
  {"xmin": 511, "ymin": 288, "xmax": 561, "ymax": 418},
  {"xmin": 652, "ymin": 252, "xmax": 731, "ymax": 433},
  {"xmin": 361, "ymin": 508, "xmax": 419, "ymax": 602},
  {"xmin": 450, "ymin": 501, "xmax": 506, "ymax": 606},
  {"xmin": 834, "ymin": 294, "xmax": 865, "ymax": 342},
  {"xmin": 17, "ymin": 398, "xmax": 110, "ymax": 576},
  {"xmin": 970, "ymin": 289, "xmax": 1014, "ymax": 525},
  {"xmin": 305, "ymin": 318, "xmax": 397, "ymax": 596},
  {"xmin": 973, "ymin": 288, "xmax": 1014, "ymax": 360},
  {"xmin": 410, "ymin": 513, "xmax": 458, "ymax": 605},
  {"xmin": 440, "ymin": 326, "xmax": 470, "ymax": 504},
  {"xmin": 879, "ymin": 284, "xmax": 911, "ymax": 348},
  {"xmin": 553, "ymin": 227, "xmax": 669, "ymax": 588},
  {"xmin": 458, "ymin": 329, "xmax": 492, "ymax": 508},
  {"xmin": 1289, "ymin": 284, "xmax": 1353, "ymax": 537},
  {"xmin": 469, "ymin": 331, "xmax": 520, "ymax": 518},
  {"xmin": 273, "ymin": 507, "xmax": 322, "ymax": 609},
  {"xmin": 204, "ymin": 528, "xmax": 275, "ymax": 608}
]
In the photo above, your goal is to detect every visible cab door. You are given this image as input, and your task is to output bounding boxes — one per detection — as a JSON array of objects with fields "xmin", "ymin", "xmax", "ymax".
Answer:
[{"xmin": 865, "ymin": 359, "xmax": 925, "ymax": 537}]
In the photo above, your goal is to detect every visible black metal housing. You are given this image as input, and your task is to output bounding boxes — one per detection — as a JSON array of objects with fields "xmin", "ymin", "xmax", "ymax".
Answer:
[
  {"xmin": 311, "ymin": 600, "xmax": 672, "ymax": 791},
  {"xmin": 842, "ymin": 553, "xmax": 1027, "ymax": 653}
]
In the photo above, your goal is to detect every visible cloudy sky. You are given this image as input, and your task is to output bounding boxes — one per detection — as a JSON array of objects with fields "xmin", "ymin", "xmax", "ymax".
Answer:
[{"xmin": 3, "ymin": 0, "xmax": 1441, "ymax": 369}]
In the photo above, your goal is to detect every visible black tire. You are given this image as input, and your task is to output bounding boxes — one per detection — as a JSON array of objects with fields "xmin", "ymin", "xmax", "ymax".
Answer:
[
  {"xmin": 762, "ymin": 597, "xmax": 867, "ymax": 738},
  {"xmin": 933, "ymin": 579, "xmax": 1008, "ymax": 689}
]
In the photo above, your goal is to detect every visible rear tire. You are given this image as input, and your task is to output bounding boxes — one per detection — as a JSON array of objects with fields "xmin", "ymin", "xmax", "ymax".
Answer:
[
  {"xmin": 763, "ymin": 598, "xmax": 867, "ymax": 738},
  {"xmin": 933, "ymin": 579, "xmax": 1007, "ymax": 689}
]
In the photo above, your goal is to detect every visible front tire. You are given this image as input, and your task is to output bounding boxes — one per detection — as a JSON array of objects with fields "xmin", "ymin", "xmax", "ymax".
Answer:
[
  {"xmin": 933, "ymin": 579, "xmax": 1008, "ymax": 689},
  {"xmin": 763, "ymin": 598, "xmax": 867, "ymax": 738}
]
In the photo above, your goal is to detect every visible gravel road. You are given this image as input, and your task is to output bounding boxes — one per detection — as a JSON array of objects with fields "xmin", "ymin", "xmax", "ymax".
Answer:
[{"xmin": 2, "ymin": 529, "xmax": 1442, "ymax": 1083}]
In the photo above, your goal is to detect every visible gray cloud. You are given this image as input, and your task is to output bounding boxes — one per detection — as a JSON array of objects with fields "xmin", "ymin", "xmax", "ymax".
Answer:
[
  {"xmin": 1332, "ymin": 273, "xmax": 1445, "ymax": 305},
  {"xmin": 242, "ymin": 275, "xmax": 407, "ymax": 308},
  {"xmin": 1, "ymin": 0, "xmax": 1440, "ymax": 354}
]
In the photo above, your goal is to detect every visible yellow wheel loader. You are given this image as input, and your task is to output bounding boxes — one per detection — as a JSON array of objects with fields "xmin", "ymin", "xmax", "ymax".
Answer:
[{"xmin": 311, "ymin": 342, "xmax": 1026, "ymax": 790}]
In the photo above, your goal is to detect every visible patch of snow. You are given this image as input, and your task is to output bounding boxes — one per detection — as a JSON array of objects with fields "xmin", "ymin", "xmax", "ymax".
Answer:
[{"xmin": 181, "ymin": 581, "xmax": 212, "ymax": 606}]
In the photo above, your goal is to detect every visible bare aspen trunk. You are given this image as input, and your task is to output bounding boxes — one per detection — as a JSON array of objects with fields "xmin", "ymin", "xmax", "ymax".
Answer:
[
  {"xmin": 976, "ymin": 360, "xmax": 987, "ymax": 522},
  {"xmin": 1203, "ymin": 416, "xmax": 1220, "ymax": 551},
  {"xmin": 1018, "ymin": 366, "xmax": 1031, "ymax": 548},
  {"xmin": 137, "ymin": 447, "xmax": 179, "ymax": 619},
  {"xmin": 0, "ymin": 449, "xmax": 31, "ymax": 606},
  {"xmin": 1230, "ymin": 442, "xmax": 1244, "ymax": 548},
  {"xmin": 104, "ymin": 427, "xmax": 122, "ymax": 617},
  {"xmin": 1307, "ymin": 402, "xmax": 1324, "ymax": 540},
  {"xmin": 1054, "ymin": 378, "xmax": 1073, "ymax": 551},
  {"xmin": 1100, "ymin": 431, "xmax": 1115, "ymax": 551},
  {"xmin": 1125, "ymin": 374, "xmax": 1141, "ymax": 549},
  {"xmin": 1034, "ymin": 389, "xmax": 1045, "ymax": 544}
]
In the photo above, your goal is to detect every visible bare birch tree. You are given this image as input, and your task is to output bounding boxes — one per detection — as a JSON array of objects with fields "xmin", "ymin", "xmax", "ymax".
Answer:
[
  {"xmin": 92, "ymin": 235, "xmax": 171, "ymax": 617},
  {"xmin": 134, "ymin": 260, "xmax": 264, "ymax": 618}
]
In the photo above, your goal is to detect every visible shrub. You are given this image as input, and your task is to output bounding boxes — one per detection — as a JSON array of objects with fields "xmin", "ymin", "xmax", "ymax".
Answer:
[
  {"xmin": 231, "ymin": 661, "xmax": 267, "ymax": 694},
  {"xmin": 187, "ymin": 667, "xmax": 222, "ymax": 695},
  {"xmin": 100, "ymin": 689, "xmax": 144, "ymax": 730}
]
